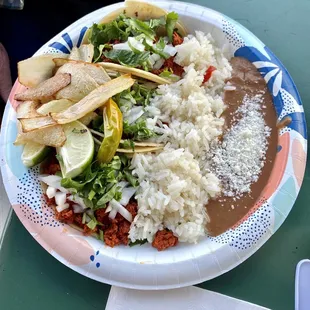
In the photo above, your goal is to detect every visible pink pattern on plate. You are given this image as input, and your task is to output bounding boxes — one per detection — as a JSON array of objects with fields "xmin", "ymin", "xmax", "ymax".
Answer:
[
  {"xmin": 292, "ymin": 139, "xmax": 307, "ymax": 188},
  {"xmin": 232, "ymin": 132, "xmax": 290, "ymax": 228},
  {"xmin": 9, "ymin": 80, "xmax": 26, "ymax": 110},
  {"xmin": 13, "ymin": 203, "xmax": 94, "ymax": 266}
]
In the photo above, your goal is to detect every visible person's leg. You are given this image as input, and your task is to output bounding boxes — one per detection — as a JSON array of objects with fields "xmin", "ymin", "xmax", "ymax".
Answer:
[
  {"xmin": 0, "ymin": 0, "xmax": 117, "ymax": 80},
  {"xmin": 0, "ymin": 43, "xmax": 12, "ymax": 103}
]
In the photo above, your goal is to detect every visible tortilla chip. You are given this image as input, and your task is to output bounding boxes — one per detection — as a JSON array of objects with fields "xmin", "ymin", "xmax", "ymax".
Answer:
[
  {"xmin": 98, "ymin": 62, "xmax": 170, "ymax": 84},
  {"xmin": 20, "ymin": 116, "xmax": 56, "ymax": 132},
  {"xmin": 16, "ymin": 101, "xmax": 41, "ymax": 119},
  {"xmin": 14, "ymin": 121, "xmax": 66, "ymax": 147},
  {"xmin": 52, "ymin": 74, "xmax": 135, "ymax": 124},
  {"xmin": 18, "ymin": 53, "xmax": 68, "ymax": 88},
  {"xmin": 14, "ymin": 73, "xmax": 71, "ymax": 101}
]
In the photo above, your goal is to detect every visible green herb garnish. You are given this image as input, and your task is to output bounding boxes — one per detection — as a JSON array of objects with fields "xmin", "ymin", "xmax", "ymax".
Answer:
[
  {"xmin": 166, "ymin": 12, "xmax": 178, "ymax": 43},
  {"xmin": 129, "ymin": 239, "xmax": 148, "ymax": 247},
  {"xmin": 103, "ymin": 49, "xmax": 150, "ymax": 68},
  {"xmin": 123, "ymin": 119, "xmax": 156, "ymax": 141}
]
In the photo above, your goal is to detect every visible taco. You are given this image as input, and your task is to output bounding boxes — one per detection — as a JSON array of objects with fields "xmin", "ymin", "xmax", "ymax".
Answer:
[{"xmin": 83, "ymin": 0, "xmax": 187, "ymax": 44}]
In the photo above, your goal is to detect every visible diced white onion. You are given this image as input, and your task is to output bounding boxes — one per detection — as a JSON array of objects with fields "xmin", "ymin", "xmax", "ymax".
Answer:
[
  {"xmin": 128, "ymin": 37, "xmax": 145, "ymax": 53},
  {"xmin": 124, "ymin": 106, "xmax": 144, "ymax": 124},
  {"xmin": 46, "ymin": 186, "xmax": 56, "ymax": 199},
  {"xmin": 113, "ymin": 42, "xmax": 131, "ymax": 51},
  {"xmin": 163, "ymin": 44, "xmax": 177, "ymax": 56},
  {"xmin": 67, "ymin": 195, "xmax": 88, "ymax": 210},
  {"xmin": 119, "ymin": 187, "xmax": 137, "ymax": 206},
  {"xmin": 105, "ymin": 205, "xmax": 112, "ymax": 213},
  {"xmin": 38, "ymin": 174, "xmax": 68, "ymax": 193},
  {"xmin": 108, "ymin": 208, "xmax": 117, "ymax": 220},
  {"xmin": 56, "ymin": 203, "xmax": 70, "ymax": 213},
  {"xmin": 153, "ymin": 58, "xmax": 165, "ymax": 70},
  {"xmin": 148, "ymin": 56, "xmax": 155, "ymax": 66},
  {"xmin": 150, "ymin": 53, "xmax": 161, "ymax": 62},
  {"xmin": 117, "ymin": 181, "xmax": 129, "ymax": 190},
  {"xmin": 55, "ymin": 192, "xmax": 67, "ymax": 207},
  {"xmin": 110, "ymin": 199, "xmax": 133, "ymax": 222},
  {"xmin": 73, "ymin": 204, "xmax": 84, "ymax": 213}
]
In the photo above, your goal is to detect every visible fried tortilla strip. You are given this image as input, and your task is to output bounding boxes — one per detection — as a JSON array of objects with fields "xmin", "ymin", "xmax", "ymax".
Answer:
[
  {"xmin": 53, "ymin": 59, "xmax": 110, "ymax": 84},
  {"xmin": 18, "ymin": 53, "xmax": 68, "ymax": 87},
  {"xmin": 55, "ymin": 63, "xmax": 99, "ymax": 102},
  {"xmin": 79, "ymin": 44, "xmax": 95, "ymax": 62},
  {"xmin": 117, "ymin": 145, "xmax": 163, "ymax": 153},
  {"xmin": 125, "ymin": 141, "xmax": 163, "ymax": 147},
  {"xmin": 69, "ymin": 44, "xmax": 94, "ymax": 62},
  {"xmin": 16, "ymin": 101, "xmax": 41, "ymax": 119},
  {"xmin": 36, "ymin": 98, "xmax": 97, "ymax": 126},
  {"xmin": 79, "ymin": 111, "xmax": 98, "ymax": 126},
  {"xmin": 98, "ymin": 62, "xmax": 171, "ymax": 85},
  {"xmin": 14, "ymin": 121, "xmax": 66, "ymax": 147},
  {"xmin": 36, "ymin": 99, "xmax": 74, "ymax": 115},
  {"xmin": 14, "ymin": 73, "xmax": 71, "ymax": 101},
  {"xmin": 20, "ymin": 116, "xmax": 56, "ymax": 132},
  {"xmin": 68, "ymin": 47, "xmax": 81, "ymax": 61},
  {"xmin": 52, "ymin": 74, "xmax": 135, "ymax": 124}
]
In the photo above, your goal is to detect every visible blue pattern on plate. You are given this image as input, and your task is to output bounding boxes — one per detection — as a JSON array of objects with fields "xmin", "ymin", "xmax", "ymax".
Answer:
[
  {"xmin": 235, "ymin": 45, "xmax": 306, "ymax": 139},
  {"xmin": 89, "ymin": 251, "xmax": 100, "ymax": 268},
  {"xmin": 62, "ymin": 33, "xmax": 73, "ymax": 49},
  {"xmin": 48, "ymin": 42, "xmax": 71, "ymax": 54},
  {"xmin": 49, "ymin": 26, "xmax": 89, "ymax": 54},
  {"xmin": 77, "ymin": 26, "xmax": 88, "ymax": 47}
]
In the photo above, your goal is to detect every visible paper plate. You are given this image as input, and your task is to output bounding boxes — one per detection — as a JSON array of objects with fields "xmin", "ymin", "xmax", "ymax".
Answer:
[{"xmin": 0, "ymin": 1, "xmax": 307, "ymax": 289}]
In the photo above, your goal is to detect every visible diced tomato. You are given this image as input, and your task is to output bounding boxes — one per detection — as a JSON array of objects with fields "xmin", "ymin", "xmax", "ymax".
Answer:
[
  {"xmin": 44, "ymin": 194, "xmax": 55, "ymax": 206},
  {"xmin": 203, "ymin": 66, "xmax": 217, "ymax": 83},
  {"xmin": 151, "ymin": 57, "xmax": 184, "ymax": 77},
  {"xmin": 172, "ymin": 32, "xmax": 184, "ymax": 46},
  {"xmin": 101, "ymin": 55, "xmax": 113, "ymax": 63}
]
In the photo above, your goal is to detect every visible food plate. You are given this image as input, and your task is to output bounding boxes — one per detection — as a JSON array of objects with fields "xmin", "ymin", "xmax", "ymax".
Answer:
[{"xmin": 0, "ymin": 1, "xmax": 307, "ymax": 289}]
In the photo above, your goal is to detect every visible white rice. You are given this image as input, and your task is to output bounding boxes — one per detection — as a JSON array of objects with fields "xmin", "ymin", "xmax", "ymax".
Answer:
[{"xmin": 129, "ymin": 31, "xmax": 232, "ymax": 244}]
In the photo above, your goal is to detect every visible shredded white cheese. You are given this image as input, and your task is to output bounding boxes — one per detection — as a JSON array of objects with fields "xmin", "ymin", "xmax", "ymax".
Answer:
[{"xmin": 211, "ymin": 93, "xmax": 271, "ymax": 197}]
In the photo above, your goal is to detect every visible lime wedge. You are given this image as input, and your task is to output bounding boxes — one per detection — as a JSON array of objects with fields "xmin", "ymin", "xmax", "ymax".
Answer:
[
  {"xmin": 57, "ymin": 121, "xmax": 94, "ymax": 179},
  {"xmin": 22, "ymin": 142, "xmax": 51, "ymax": 168},
  {"xmin": 37, "ymin": 99, "xmax": 74, "ymax": 115}
]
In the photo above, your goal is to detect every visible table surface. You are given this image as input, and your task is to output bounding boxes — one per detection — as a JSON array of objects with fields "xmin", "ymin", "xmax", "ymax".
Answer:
[{"xmin": 1, "ymin": 0, "xmax": 310, "ymax": 309}]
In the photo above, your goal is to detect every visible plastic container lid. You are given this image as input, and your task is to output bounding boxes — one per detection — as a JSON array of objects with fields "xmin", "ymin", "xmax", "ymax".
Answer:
[{"xmin": 295, "ymin": 259, "xmax": 310, "ymax": 310}]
